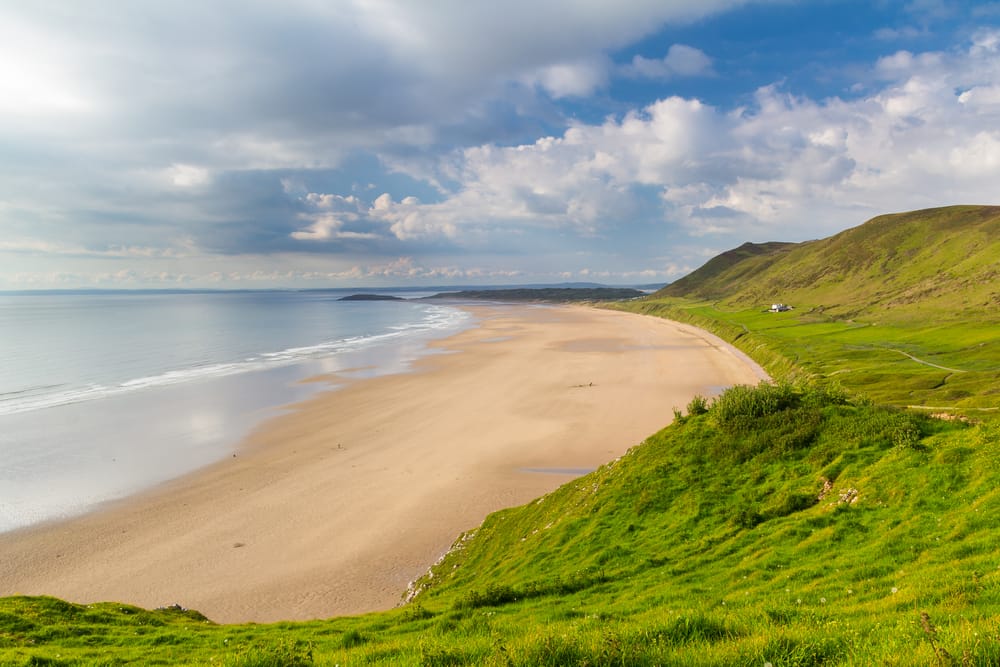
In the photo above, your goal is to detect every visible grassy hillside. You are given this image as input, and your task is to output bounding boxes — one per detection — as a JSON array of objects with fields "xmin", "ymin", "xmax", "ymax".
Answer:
[
  {"xmin": 3, "ymin": 205, "xmax": 999, "ymax": 665},
  {"xmin": 660, "ymin": 241, "xmax": 795, "ymax": 299},
  {"xmin": 658, "ymin": 205, "xmax": 1000, "ymax": 322},
  {"xmin": 620, "ymin": 205, "xmax": 1000, "ymax": 411}
]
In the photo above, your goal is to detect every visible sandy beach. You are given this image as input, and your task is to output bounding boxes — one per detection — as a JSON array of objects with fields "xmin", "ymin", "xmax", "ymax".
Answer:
[{"xmin": 0, "ymin": 305, "xmax": 766, "ymax": 623}]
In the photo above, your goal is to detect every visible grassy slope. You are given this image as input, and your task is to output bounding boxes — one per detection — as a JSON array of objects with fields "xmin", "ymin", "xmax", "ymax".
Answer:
[
  {"xmin": 3, "ymin": 388, "xmax": 999, "ymax": 666},
  {"xmin": 621, "ymin": 206, "xmax": 1000, "ymax": 410},
  {"xmin": 659, "ymin": 205, "xmax": 1000, "ymax": 321},
  {"xmin": 3, "ymin": 205, "xmax": 1000, "ymax": 666}
]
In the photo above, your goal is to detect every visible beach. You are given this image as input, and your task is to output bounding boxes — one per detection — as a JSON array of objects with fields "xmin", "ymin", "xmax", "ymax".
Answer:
[{"xmin": 0, "ymin": 305, "xmax": 766, "ymax": 623}]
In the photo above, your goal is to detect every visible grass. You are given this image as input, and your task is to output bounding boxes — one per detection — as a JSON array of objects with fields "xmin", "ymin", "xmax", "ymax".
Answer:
[{"xmin": 612, "ymin": 300, "xmax": 1000, "ymax": 412}]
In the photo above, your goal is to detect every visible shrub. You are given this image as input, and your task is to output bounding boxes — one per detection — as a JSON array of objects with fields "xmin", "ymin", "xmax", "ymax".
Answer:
[
  {"xmin": 712, "ymin": 383, "xmax": 799, "ymax": 425},
  {"xmin": 687, "ymin": 394, "xmax": 710, "ymax": 416}
]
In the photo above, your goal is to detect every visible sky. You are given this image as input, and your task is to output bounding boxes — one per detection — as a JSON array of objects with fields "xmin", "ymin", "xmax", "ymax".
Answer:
[{"xmin": 2, "ymin": 0, "xmax": 1000, "ymax": 289}]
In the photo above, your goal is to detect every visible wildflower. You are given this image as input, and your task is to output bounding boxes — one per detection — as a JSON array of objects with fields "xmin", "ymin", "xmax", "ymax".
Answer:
[
  {"xmin": 820, "ymin": 597, "xmax": 827, "ymax": 604},
  {"xmin": 891, "ymin": 587, "xmax": 898, "ymax": 594}
]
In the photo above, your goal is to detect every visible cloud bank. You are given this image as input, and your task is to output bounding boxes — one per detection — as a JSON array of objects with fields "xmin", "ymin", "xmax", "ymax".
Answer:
[{"xmin": 1, "ymin": 2, "xmax": 999, "ymax": 287}]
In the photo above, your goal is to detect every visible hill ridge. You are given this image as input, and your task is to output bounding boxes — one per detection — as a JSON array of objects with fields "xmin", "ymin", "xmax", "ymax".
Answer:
[{"xmin": 658, "ymin": 204, "xmax": 1000, "ymax": 319}]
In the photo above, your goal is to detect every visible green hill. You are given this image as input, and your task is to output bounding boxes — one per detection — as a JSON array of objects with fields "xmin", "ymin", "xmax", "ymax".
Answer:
[
  {"xmin": 625, "ymin": 205, "xmax": 1000, "ymax": 410},
  {"xmin": 658, "ymin": 205, "xmax": 1000, "ymax": 321},
  {"xmin": 659, "ymin": 241, "xmax": 795, "ymax": 300},
  {"xmin": 2, "ymin": 205, "xmax": 1000, "ymax": 666}
]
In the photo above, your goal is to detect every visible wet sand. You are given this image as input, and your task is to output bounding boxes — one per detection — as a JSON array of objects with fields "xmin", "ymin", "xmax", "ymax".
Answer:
[{"xmin": 0, "ymin": 305, "xmax": 766, "ymax": 623}]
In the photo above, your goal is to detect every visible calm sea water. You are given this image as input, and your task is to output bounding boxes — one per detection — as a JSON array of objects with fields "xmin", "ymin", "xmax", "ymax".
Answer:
[{"xmin": 0, "ymin": 290, "xmax": 471, "ymax": 533}]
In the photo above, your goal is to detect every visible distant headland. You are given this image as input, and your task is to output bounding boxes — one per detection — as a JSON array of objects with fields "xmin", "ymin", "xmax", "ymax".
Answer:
[{"xmin": 339, "ymin": 287, "xmax": 646, "ymax": 302}]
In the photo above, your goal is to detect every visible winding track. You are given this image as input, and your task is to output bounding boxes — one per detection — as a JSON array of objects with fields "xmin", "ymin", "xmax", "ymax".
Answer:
[{"xmin": 886, "ymin": 348, "xmax": 967, "ymax": 373}]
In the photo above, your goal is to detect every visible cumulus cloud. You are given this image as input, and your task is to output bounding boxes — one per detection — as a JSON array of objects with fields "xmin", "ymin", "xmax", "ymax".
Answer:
[
  {"xmin": 278, "ymin": 24, "xmax": 1000, "ymax": 273},
  {"xmin": 371, "ymin": 30, "xmax": 1000, "ymax": 249},
  {"xmin": 290, "ymin": 193, "xmax": 382, "ymax": 242}
]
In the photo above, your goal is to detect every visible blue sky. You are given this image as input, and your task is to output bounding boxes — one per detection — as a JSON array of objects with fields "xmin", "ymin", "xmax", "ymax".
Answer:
[{"xmin": 2, "ymin": 0, "xmax": 999, "ymax": 288}]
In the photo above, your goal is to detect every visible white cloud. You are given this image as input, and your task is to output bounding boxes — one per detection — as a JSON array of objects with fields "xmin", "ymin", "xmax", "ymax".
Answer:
[
  {"xmin": 291, "ymin": 214, "xmax": 345, "ymax": 241},
  {"xmin": 958, "ymin": 84, "xmax": 1000, "ymax": 107},
  {"xmin": 291, "ymin": 192, "xmax": 381, "ymax": 241},
  {"xmin": 362, "ymin": 32, "xmax": 1000, "ymax": 248},
  {"xmin": 166, "ymin": 164, "xmax": 211, "ymax": 188},
  {"xmin": 528, "ymin": 57, "xmax": 611, "ymax": 98},
  {"xmin": 623, "ymin": 44, "xmax": 714, "ymax": 79},
  {"xmin": 369, "ymin": 194, "xmax": 458, "ymax": 241},
  {"xmin": 971, "ymin": 28, "xmax": 1000, "ymax": 53}
]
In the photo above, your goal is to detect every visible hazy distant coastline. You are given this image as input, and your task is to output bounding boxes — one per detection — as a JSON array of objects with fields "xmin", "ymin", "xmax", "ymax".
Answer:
[{"xmin": 339, "ymin": 286, "xmax": 647, "ymax": 302}]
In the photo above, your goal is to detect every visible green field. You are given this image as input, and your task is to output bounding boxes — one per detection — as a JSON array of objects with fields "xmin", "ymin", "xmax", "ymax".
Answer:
[
  {"xmin": 615, "ymin": 300, "xmax": 1000, "ymax": 411},
  {"xmin": 2, "ymin": 206, "xmax": 998, "ymax": 665}
]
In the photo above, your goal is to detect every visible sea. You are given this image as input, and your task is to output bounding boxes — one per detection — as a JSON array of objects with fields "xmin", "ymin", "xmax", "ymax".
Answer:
[{"xmin": 0, "ymin": 289, "xmax": 473, "ymax": 534}]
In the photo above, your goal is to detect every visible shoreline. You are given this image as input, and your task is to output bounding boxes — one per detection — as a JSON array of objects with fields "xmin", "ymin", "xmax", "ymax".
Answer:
[
  {"xmin": 0, "ymin": 298, "xmax": 472, "ymax": 535},
  {"xmin": 0, "ymin": 305, "xmax": 766, "ymax": 623}
]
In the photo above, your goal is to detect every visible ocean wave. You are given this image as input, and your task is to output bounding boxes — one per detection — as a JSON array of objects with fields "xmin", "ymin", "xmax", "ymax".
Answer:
[{"xmin": 0, "ymin": 305, "xmax": 470, "ymax": 417}]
